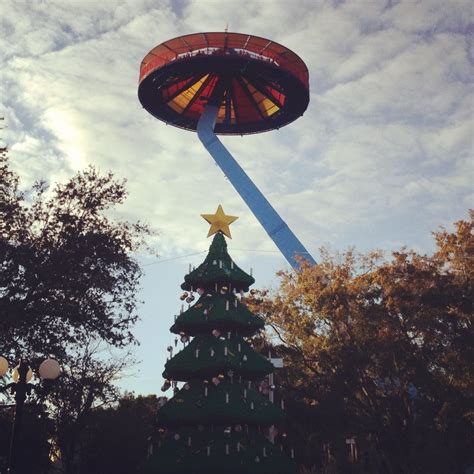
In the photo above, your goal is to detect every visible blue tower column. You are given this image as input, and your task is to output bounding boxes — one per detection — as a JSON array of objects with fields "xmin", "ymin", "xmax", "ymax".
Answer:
[{"xmin": 197, "ymin": 104, "xmax": 316, "ymax": 269}]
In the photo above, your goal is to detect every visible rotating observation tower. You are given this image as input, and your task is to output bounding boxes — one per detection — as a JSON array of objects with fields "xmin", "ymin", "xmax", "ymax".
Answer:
[{"xmin": 138, "ymin": 31, "xmax": 315, "ymax": 269}]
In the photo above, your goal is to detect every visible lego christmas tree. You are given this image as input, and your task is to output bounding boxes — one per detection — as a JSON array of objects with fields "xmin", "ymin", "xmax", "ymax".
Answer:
[{"xmin": 144, "ymin": 206, "xmax": 295, "ymax": 473}]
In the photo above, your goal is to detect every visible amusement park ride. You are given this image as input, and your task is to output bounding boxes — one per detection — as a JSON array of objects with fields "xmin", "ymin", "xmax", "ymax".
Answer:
[{"xmin": 138, "ymin": 31, "xmax": 315, "ymax": 269}]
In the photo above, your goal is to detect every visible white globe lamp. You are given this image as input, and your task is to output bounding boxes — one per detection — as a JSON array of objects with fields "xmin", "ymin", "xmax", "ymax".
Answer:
[{"xmin": 38, "ymin": 359, "xmax": 61, "ymax": 380}]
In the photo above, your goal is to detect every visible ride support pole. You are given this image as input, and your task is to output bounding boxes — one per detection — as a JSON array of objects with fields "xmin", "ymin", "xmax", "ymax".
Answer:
[{"xmin": 197, "ymin": 104, "xmax": 315, "ymax": 270}]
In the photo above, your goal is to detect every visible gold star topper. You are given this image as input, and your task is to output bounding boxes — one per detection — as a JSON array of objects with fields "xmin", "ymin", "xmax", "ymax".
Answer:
[{"xmin": 201, "ymin": 205, "xmax": 238, "ymax": 238}]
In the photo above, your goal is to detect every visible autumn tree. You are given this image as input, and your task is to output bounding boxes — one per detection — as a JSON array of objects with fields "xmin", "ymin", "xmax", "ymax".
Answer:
[{"xmin": 251, "ymin": 213, "xmax": 473, "ymax": 474}]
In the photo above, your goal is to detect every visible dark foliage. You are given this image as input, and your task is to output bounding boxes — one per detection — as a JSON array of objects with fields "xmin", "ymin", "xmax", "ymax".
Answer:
[{"xmin": 1, "ymin": 150, "xmax": 151, "ymax": 360}]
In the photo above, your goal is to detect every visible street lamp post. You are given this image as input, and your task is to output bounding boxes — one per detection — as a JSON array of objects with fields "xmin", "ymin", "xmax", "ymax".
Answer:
[{"xmin": 0, "ymin": 356, "xmax": 60, "ymax": 474}]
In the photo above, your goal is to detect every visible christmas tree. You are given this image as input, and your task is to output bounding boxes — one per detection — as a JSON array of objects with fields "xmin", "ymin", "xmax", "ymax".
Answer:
[{"xmin": 143, "ymin": 206, "xmax": 296, "ymax": 474}]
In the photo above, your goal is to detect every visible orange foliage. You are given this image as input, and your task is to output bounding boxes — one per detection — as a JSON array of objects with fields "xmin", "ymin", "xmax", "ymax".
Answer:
[{"xmin": 249, "ymin": 213, "xmax": 473, "ymax": 473}]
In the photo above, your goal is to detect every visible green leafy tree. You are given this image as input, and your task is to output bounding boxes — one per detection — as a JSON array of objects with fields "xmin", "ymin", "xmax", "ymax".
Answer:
[
  {"xmin": 44, "ymin": 341, "xmax": 133, "ymax": 474},
  {"xmin": 0, "ymin": 403, "xmax": 54, "ymax": 474},
  {"xmin": 1, "ymin": 148, "xmax": 153, "ymax": 473},
  {"xmin": 79, "ymin": 393, "xmax": 158, "ymax": 474},
  {"xmin": 1, "ymin": 150, "xmax": 151, "ymax": 360},
  {"xmin": 250, "ymin": 213, "xmax": 473, "ymax": 474}
]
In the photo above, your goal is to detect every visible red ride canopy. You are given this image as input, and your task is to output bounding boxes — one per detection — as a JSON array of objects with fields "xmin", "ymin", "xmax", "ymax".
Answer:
[{"xmin": 138, "ymin": 32, "xmax": 310, "ymax": 135}]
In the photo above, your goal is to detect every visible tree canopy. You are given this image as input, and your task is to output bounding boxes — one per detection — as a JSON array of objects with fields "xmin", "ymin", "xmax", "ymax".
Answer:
[
  {"xmin": 1, "ymin": 151, "xmax": 152, "ymax": 360},
  {"xmin": 1, "ymin": 150, "xmax": 153, "ymax": 473}
]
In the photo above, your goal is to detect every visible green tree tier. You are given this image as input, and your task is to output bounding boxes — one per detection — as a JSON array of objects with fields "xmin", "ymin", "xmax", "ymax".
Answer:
[
  {"xmin": 143, "ymin": 428, "xmax": 294, "ymax": 474},
  {"xmin": 181, "ymin": 233, "xmax": 255, "ymax": 292},
  {"xmin": 163, "ymin": 335, "xmax": 274, "ymax": 380},
  {"xmin": 144, "ymin": 231, "xmax": 295, "ymax": 473},
  {"xmin": 171, "ymin": 293, "xmax": 264, "ymax": 336},
  {"xmin": 156, "ymin": 380, "xmax": 284, "ymax": 427}
]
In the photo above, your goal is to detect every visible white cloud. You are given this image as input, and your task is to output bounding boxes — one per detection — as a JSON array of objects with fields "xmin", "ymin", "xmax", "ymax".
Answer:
[
  {"xmin": 1, "ymin": 0, "xmax": 472, "ymax": 394},
  {"xmin": 1, "ymin": 0, "xmax": 472, "ymax": 262}
]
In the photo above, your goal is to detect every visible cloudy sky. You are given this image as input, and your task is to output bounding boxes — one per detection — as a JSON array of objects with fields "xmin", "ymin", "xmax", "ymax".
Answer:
[{"xmin": 2, "ymin": 0, "xmax": 472, "ymax": 394}]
